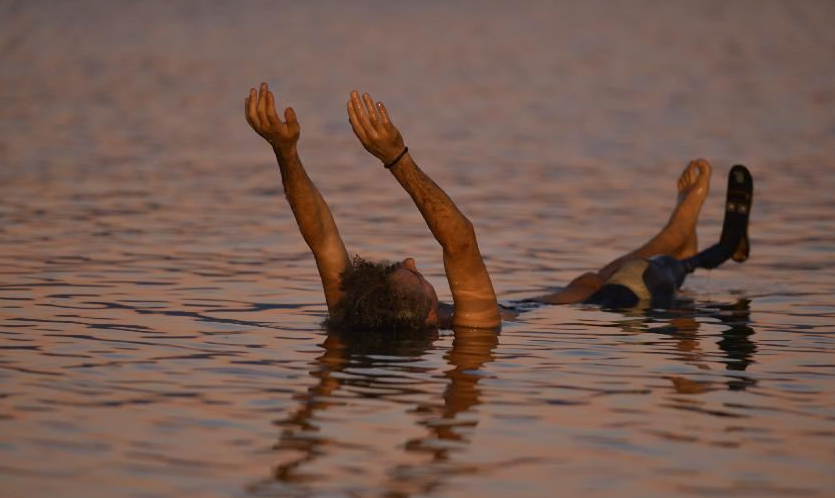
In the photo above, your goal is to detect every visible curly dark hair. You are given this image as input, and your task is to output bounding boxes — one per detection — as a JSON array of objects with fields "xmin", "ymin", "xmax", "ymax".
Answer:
[{"xmin": 327, "ymin": 255, "xmax": 433, "ymax": 334}]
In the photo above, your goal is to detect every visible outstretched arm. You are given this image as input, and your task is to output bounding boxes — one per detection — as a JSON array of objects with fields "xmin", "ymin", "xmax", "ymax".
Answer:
[
  {"xmin": 347, "ymin": 91, "xmax": 500, "ymax": 328},
  {"xmin": 245, "ymin": 83, "xmax": 349, "ymax": 313}
]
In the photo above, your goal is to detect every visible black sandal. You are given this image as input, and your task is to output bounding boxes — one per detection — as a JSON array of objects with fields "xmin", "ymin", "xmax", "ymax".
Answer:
[{"xmin": 720, "ymin": 164, "xmax": 753, "ymax": 262}]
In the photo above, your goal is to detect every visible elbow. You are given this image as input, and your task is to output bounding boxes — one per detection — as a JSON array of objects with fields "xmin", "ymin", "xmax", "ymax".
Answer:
[{"xmin": 441, "ymin": 217, "xmax": 477, "ymax": 255}]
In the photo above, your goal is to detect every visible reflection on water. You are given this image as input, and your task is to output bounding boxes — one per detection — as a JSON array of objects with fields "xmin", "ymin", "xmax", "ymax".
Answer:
[
  {"xmin": 255, "ymin": 328, "xmax": 498, "ymax": 496},
  {"xmin": 2, "ymin": 0, "xmax": 835, "ymax": 497},
  {"xmin": 606, "ymin": 300, "xmax": 758, "ymax": 394}
]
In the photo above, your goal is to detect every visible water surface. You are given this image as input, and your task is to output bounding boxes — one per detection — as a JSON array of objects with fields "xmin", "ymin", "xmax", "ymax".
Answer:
[{"xmin": 2, "ymin": 1, "xmax": 835, "ymax": 497}]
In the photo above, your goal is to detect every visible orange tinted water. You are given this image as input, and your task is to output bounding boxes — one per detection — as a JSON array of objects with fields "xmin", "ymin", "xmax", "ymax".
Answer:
[{"xmin": 2, "ymin": 1, "xmax": 835, "ymax": 497}]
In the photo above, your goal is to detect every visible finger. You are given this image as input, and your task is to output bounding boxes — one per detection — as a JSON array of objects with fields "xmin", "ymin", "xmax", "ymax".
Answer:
[
  {"xmin": 256, "ymin": 82, "xmax": 269, "ymax": 127},
  {"xmin": 376, "ymin": 101, "xmax": 392, "ymax": 127},
  {"xmin": 284, "ymin": 106, "xmax": 298, "ymax": 126},
  {"xmin": 350, "ymin": 91, "xmax": 377, "ymax": 138},
  {"xmin": 247, "ymin": 88, "xmax": 260, "ymax": 127},
  {"xmin": 266, "ymin": 91, "xmax": 281, "ymax": 126},
  {"xmin": 244, "ymin": 97, "xmax": 255, "ymax": 128},
  {"xmin": 350, "ymin": 91, "xmax": 370, "ymax": 123},
  {"xmin": 362, "ymin": 93, "xmax": 381, "ymax": 129},
  {"xmin": 347, "ymin": 100, "xmax": 367, "ymax": 141}
]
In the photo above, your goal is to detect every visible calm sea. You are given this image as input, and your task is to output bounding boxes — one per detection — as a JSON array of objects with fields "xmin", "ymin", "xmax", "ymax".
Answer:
[{"xmin": 2, "ymin": 1, "xmax": 834, "ymax": 496}]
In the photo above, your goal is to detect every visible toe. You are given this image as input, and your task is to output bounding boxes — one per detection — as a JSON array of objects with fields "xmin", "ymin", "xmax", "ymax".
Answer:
[
  {"xmin": 695, "ymin": 158, "xmax": 713, "ymax": 179},
  {"xmin": 678, "ymin": 161, "xmax": 700, "ymax": 190}
]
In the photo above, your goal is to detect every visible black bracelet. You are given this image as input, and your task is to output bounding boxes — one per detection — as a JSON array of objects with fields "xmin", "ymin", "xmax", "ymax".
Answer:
[{"xmin": 384, "ymin": 147, "xmax": 409, "ymax": 169}]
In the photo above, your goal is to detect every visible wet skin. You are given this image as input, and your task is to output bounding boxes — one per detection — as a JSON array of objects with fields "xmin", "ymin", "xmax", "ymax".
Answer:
[
  {"xmin": 388, "ymin": 258, "xmax": 441, "ymax": 327},
  {"xmin": 532, "ymin": 159, "xmax": 714, "ymax": 305},
  {"xmin": 246, "ymin": 81, "xmax": 723, "ymax": 323},
  {"xmin": 245, "ymin": 82, "xmax": 500, "ymax": 329}
]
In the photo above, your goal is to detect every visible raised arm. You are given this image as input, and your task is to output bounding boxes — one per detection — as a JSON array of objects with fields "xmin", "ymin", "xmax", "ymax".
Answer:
[
  {"xmin": 346, "ymin": 91, "xmax": 500, "ymax": 328},
  {"xmin": 245, "ymin": 83, "xmax": 349, "ymax": 313}
]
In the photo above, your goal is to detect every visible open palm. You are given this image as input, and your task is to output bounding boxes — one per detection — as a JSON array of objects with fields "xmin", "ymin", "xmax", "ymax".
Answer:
[{"xmin": 245, "ymin": 82, "xmax": 300, "ymax": 151}]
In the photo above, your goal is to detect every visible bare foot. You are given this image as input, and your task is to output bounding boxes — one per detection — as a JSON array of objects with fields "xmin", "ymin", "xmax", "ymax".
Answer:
[
  {"xmin": 667, "ymin": 159, "xmax": 712, "ymax": 258},
  {"xmin": 593, "ymin": 159, "xmax": 713, "ymax": 284}
]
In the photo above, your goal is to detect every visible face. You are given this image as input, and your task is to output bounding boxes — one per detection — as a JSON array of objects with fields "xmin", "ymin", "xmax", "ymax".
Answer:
[{"xmin": 388, "ymin": 258, "xmax": 440, "ymax": 327}]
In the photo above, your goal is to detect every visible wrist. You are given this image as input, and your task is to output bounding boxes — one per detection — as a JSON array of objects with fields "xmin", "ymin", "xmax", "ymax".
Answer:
[
  {"xmin": 383, "ymin": 146, "xmax": 409, "ymax": 169},
  {"xmin": 273, "ymin": 143, "xmax": 298, "ymax": 162}
]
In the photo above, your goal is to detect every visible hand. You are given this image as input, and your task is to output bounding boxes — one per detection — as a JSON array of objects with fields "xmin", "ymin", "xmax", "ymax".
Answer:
[
  {"xmin": 245, "ymin": 82, "xmax": 300, "ymax": 154},
  {"xmin": 347, "ymin": 91, "xmax": 405, "ymax": 164}
]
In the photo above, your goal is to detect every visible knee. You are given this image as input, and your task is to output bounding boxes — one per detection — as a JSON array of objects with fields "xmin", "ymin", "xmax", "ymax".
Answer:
[{"xmin": 570, "ymin": 272, "xmax": 603, "ymax": 291}]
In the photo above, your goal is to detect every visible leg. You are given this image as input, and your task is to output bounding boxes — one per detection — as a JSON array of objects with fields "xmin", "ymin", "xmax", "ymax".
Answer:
[
  {"xmin": 681, "ymin": 164, "xmax": 754, "ymax": 271},
  {"xmin": 597, "ymin": 158, "xmax": 711, "ymax": 282},
  {"xmin": 533, "ymin": 159, "xmax": 712, "ymax": 304},
  {"xmin": 534, "ymin": 271, "xmax": 603, "ymax": 305}
]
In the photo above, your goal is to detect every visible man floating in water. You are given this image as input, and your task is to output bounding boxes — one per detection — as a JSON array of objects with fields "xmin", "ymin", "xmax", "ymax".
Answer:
[
  {"xmin": 244, "ymin": 82, "xmax": 752, "ymax": 331},
  {"xmin": 245, "ymin": 82, "xmax": 501, "ymax": 331}
]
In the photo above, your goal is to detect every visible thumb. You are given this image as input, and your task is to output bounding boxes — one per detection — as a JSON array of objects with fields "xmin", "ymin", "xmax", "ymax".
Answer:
[{"xmin": 284, "ymin": 107, "xmax": 298, "ymax": 125}]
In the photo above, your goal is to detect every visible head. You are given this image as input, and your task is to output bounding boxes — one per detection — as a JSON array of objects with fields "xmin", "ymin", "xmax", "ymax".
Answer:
[{"xmin": 328, "ymin": 255, "xmax": 440, "ymax": 334}]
